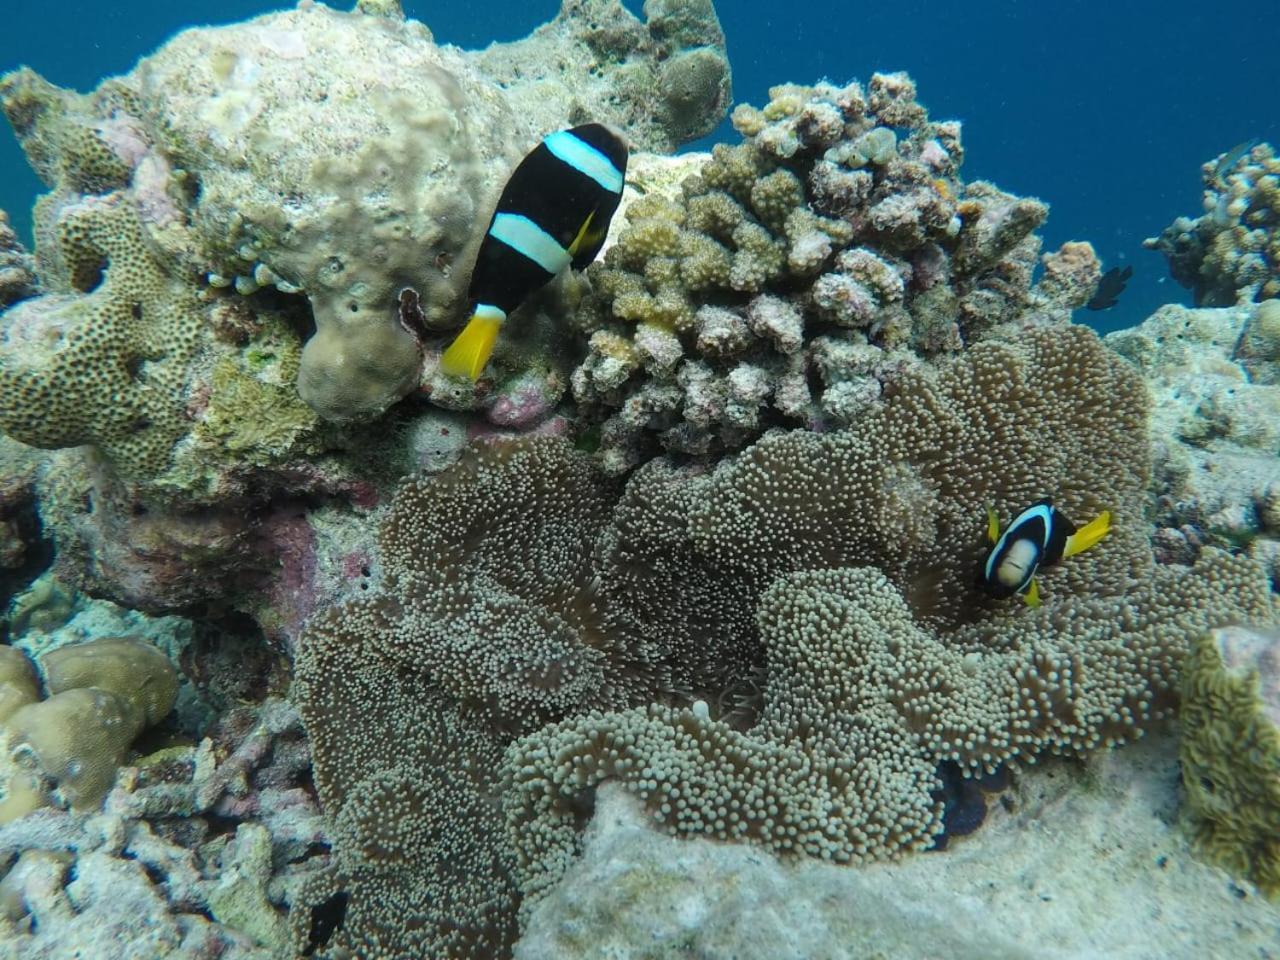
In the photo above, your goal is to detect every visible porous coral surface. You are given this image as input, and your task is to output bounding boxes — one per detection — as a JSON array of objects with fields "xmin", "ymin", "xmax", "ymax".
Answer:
[
  {"xmin": 570, "ymin": 77, "xmax": 1099, "ymax": 471},
  {"xmin": 1145, "ymin": 141, "xmax": 1280, "ymax": 305}
]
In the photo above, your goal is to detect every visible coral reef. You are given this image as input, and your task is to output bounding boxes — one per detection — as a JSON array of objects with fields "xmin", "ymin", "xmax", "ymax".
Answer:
[
  {"xmin": 515, "ymin": 740, "xmax": 1280, "ymax": 960},
  {"xmin": 474, "ymin": 0, "xmax": 731, "ymax": 152},
  {"xmin": 1, "ymin": 0, "xmax": 1278, "ymax": 954},
  {"xmin": 0, "ymin": 0, "xmax": 732, "ymax": 506},
  {"xmin": 1106, "ymin": 301, "xmax": 1280, "ymax": 584},
  {"xmin": 0, "ymin": 210, "xmax": 37, "ymax": 308},
  {"xmin": 0, "ymin": 697, "xmax": 321, "ymax": 957},
  {"xmin": 1180, "ymin": 625, "xmax": 1280, "ymax": 897},
  {"xmin": 0, "ymin": 637, "xmax": 177, "ymax": 822},
  {"xmin": 570, "ymin": 76, "xmax": 1101, "ymax": 471},
  {"xmin": 295, "ymin": 323, "xmax": 1276, "ymax": 956},
  {"xmin": 1145, "ymin": 141, "xmax": 1280, "ymax": 305}
]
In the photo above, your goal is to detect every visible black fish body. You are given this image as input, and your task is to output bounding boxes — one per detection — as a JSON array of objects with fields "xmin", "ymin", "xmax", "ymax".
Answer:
[
  {"xmin": 977, "ymin": 498, "xmax": 1111, "ymax": 606},
  {"xmin": 440, "ymin": 123, "xmax": 628, "ymax": 379},
  {"xmin": 979, "ymin": 499, "xmax": 1074, "ymax": 599}
]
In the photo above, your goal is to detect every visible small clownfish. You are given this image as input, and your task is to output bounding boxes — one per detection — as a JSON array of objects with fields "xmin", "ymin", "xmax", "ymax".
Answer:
[
  {"xmin": 440, "ymin": 123, "xmax": 629, "ymax": 380},
  {"xmin": 978, "ymin": 499, "xmax": 1111, "ymax": 607}
]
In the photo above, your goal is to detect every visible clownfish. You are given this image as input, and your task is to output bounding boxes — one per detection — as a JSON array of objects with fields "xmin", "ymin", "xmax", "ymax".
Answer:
[
  {"xmin": 439, "ymin": 123, "xmax": 629, "ymax": 380},
  {"xmin": 978, "ymin": 499, "xmax": 1111, "ymax": 606}
]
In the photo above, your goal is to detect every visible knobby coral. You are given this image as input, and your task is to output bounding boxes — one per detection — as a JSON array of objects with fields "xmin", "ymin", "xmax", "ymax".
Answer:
[
  {"xmin": 570, "ymin": 75, "xmax": 1101, "ymax": 471},
  {"xmin": 1145, "ymin": 141, "xmax": 1280, "ymax": 306}
]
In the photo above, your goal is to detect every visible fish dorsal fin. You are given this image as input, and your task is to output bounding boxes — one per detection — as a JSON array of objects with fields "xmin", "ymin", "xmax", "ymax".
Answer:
[
  {"xmin": 986, "ymin": 506, "xmax": 1000, "ymax": 545},
  {"xmin": 1063, "ymin": 510, "xmax": 1112, "ymax": 558},
  {"xmin": 1023, "ymin": 577, "xmax": 1041, "ymax": 607}
]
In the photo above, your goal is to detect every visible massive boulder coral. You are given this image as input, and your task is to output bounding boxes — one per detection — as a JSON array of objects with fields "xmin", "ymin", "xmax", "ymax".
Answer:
[
  {"xmin": 0, "ymin": 698, "xmax": 321, "ymax": 958},
  {"xmin": 1145, "ymin": 141, "xmax": 1280, "ymax": 306},
  {"xmin": 571, "ymin": 76, "xmax": 1100, "ymax": 471},
  {"xmin": 0, "ymin": 637, "xmax": 177, "ymax": 823},
  {"xmin": 474, "ymin": 0, "xmax": 732, "ymax": 152}
]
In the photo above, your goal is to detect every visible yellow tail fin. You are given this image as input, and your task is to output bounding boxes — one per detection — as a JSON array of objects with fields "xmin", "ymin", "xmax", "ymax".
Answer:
[
  {"xmin": 1063, "ymin": 510, "xmax": 1111, "ymax": 558},
  {"xmin": 986, "ymin": 506, "xmax": 1001, "ymax": 545},
  {"xmin": 440, "ymin": 310, "xmax": 503, "ymax": 380}
]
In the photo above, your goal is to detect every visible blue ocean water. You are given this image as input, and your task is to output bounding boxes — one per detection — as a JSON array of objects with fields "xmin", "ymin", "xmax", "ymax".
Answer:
[{"xmin": 1, "ymin": 0, "xmax": 1276, "ymax": 334}]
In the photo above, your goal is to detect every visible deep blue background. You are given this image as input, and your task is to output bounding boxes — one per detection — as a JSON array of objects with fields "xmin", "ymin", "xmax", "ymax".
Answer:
[{"xmin": 2, "ymin": 0, "xmax": 1277, "ymax": 332}]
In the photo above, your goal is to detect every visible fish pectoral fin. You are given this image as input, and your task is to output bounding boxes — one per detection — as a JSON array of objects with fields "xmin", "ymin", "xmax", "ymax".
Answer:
[
  {"xmin": 986, "ymin": 506, "xmax": 1000, "ymax": 545},
  {"xmin": 440, "ymin": 310, "xmax": 503, "ymax": 381},
  {"xmin": 567, "ymin": 208, "xmax": 599, "ymax": 258},
  {"xmin": 1022, "ymin": 577, "xmax": 1042, "ymax": 607},
  {"xmin": 1063, "ymin": 510, "xmax": 1111, "ymax": 558}
]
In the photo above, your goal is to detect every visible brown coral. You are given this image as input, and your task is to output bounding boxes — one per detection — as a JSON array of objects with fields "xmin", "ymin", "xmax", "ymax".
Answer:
[
  {"xmin": 0, "ymin": 194, "xmax": 204, "ymax": 477},
  {"xmin": 572, "ymin": 76, "xmax": 1086, "ymax": 472}
]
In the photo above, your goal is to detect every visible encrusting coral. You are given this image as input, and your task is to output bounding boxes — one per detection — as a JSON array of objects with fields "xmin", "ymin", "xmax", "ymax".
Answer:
[
  {"xmin": 0, "ymin": 195, "xmax": 203, "ymax": 478},
  {"xmin": 294, "ymin": 322, "xmax": 1277, "ymax": 956},
  {"xmin": 1145, "ymin": 140, "xmax": 1280, "ymax": 306},
  {"xmin": 1180, "ymin": 626, "xmax": 1280, "ymax": 897},
  {"xmin": 571, "ymin": 76, "xmax": 1103, "ymax": 471}
]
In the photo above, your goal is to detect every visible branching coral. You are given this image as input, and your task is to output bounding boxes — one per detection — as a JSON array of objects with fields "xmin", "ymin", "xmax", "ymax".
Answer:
[
  {"xmin": 1145, "ymin": 141, "xmax": 1280, "ymax": 305},
  {"xmin": 571, "ymin": 76, "xmax": 1097, "ymax": 471}
]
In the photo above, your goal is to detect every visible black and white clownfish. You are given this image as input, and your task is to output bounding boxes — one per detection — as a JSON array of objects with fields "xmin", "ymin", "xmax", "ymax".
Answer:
[
  {"xmin": 439, "ymin": 123, "xmax": 629, "ymax": 380},
  {"xmin": 978, "ymin": 499, "xmax": 1111, "ymax": 606}
]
